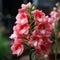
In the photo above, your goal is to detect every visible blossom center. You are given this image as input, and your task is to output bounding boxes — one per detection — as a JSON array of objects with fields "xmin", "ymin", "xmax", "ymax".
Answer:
[
  {"xmin": 16, "ymin": 48, "xmax": 21, "ymax": 56},
  {"xmin": 21, "ymin": 19, "xmax": 25, "ymax": 24},
  {"xmin": 33, "ymin": 41, "xmax": 38, "ymax": 47},
  {"xmin": 40, "ymin": 30, "xmax": 45, "ymax": 34},
  {"xmin": 38, "ymin": 18, "xmax": 42, "ymax": 22}
]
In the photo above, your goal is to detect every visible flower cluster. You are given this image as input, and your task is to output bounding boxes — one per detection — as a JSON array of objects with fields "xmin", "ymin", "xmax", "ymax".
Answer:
[{"xmin": 10, "ymin": 2, "xmax": 60, "ymax": 56}]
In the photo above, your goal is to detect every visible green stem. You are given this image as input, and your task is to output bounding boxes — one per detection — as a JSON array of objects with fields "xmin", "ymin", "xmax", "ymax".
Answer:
[
  {"xmin": 29, "ymin": 52, "xmax": 32, "ymax": 60},
  {"xmin": 54, "ymin": 22, "xmax": 58, "ymax": 60},
  {"xmin": 55, "ymin": 39, "xmax": 57, "ymax": 60},
  {"xmin": 27, "ymin": 6, "xmax": 35, "ymax": 35},
  {"xmin": 29, "ymin": 48, "xmax": 33, "ymax": 60},
  {"xmin": 29, "ymin": 48, "xmax": 35, "ymax": 60}
]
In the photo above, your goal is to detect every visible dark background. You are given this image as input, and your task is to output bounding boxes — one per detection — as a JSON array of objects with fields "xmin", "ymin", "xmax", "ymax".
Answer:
[
  {"xmin": 1, "ymin": 0, "xmax": 60, "ymax": 34},
  {"xmin": 2, "ymin": 0, "xmax": 60, "ymax": 16}
]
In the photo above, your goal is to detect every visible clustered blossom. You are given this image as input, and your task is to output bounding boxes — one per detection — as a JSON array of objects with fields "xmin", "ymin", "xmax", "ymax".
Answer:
[
  {"xmin": 10, "ymin": 3, "xmax": 30, "ymax": 56},
  {"xmin": 28, "ymin": 10, "xmax": 53, "ymax": 54},
  {"xmin": 10, "ymin": 2, "xmax": 60, "ymax": 56}
]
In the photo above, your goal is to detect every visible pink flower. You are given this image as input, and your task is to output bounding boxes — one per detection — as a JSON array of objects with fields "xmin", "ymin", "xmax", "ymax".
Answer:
[
  {"xmin": 13, "ymin": 23, "xmax": 29, "ymax": 35},
  {"xmin": 28, "ymin": 35, "xmax": 43, "ymax": 54},
  {"xmin": 21, "ymin": 4, "xmax": 26, "ymax": 10},
  {"xmin": 34, "ymin": 21, "xmax": 52, "ymax": 38},
  {"xmin": 32, "ymin": 10, "xmax": 45, "ymax": 25},
  {"xmin": 18, "ymin": 2, "xmax": 32, "ymax": 14},
  {"xmin": 15, "ymin": 12, "xmax": 30, "ymax": 35},
  {"xmin": 41, "ymin": 38, "xmax": 53, "ymax": 54},
  {"xmin": 11, "ymin": 42, "xmax": 24, "ymax": 56},
  {"xmin": 28, "ymin": 35, "xmax": 43, "ymax": 47},
  {"xmin": 16, "ymin": 13, "xmax": 28, "ymax": 25},
  {"xmin": 9, "ymin": 32, "xmax": 24, "ymax": 43},
  {"xmin": 50, "ymin": 8, "xmax": 59, "ymax": 22},
  {"xmin": 10, "ymin": 24, "xmax": 29, "ymax": 42},
  {"xmin": 19, "ymin": 24, "xmax": 30, "ymax": 35},
  {"xmin": 10, "ymin": 33, "xmax": 18, "ymax": 39}
]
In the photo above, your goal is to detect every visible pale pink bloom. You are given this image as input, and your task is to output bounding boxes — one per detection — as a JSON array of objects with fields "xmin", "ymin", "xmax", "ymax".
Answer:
[
  {"xmin": 21, "ymin": 4, "xmax": 26, "ymax": 9},
  {"xmin": 50, "ymin": 9, "xmax": 59, "ymax": 22},
  {"xmin": 11, "ymin": 42, "xmax": 24, "ymax": 56},
  {"xmin": 9, "ymin": 32, "xmax": 24, "ymax": 43},
  {"xmin": 13, "ymin": 23, "xmax": 29, "ymax": 35},
  {"xmin": 16, "ymin": 13, "xmax": 28, "ymax": 25},
  {"xmin": 26, "ymin": 2, "xmax": 32, "ymax": 8},
  {"xmin": 21, "ymin": 2, "xmax": 32, "ymax": 9},
  {"xmin": 13, "ymin": 25, "xmax": 21, "ymax": 35},
  {"xmin": 57, "ymin": 9, "xmax": 60, "ymax": 18},
  {"xmin": 16, "ymin": 13, "xmax": 27, "ymax": 20},
  {"xmin": 50, "ymin": 10, "xmax": 57, "ymax": 19},
  {"xmin": 9, "ymin": 33, "xmax": 18, "ymax": 39}
]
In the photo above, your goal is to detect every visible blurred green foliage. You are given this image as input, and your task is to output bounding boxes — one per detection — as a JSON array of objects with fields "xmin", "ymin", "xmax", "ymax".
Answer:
[{"xmin": 0, "ymin": 32, "xmax": 12, "ymax": 60}]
